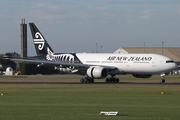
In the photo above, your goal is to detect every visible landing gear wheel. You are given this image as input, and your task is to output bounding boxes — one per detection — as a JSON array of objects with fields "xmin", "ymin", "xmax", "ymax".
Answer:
[
  {"xmin": 115, "ymin": 78, "xmax": 119, "ymax": 83},
  {"xmin": 160, "ymin": 79, "xmax": 165, "ymax": 83},
  {"xmin": 80, "ymin": 78, "xmax": 85, "ymax": 83},
  {"xmin": 113, "ymin": 79, "xmax": 116, "ymax": 83},
  {"xmin": 106, "ymin": 78, "xmax": 110, "ymax": 83},
  {"xmin": 90, "ymin": 79, "xmax": 94, "ymax": 83},
  {"xmin": 86, "ymin": 79, "xmax": 90, "ymax": 83}
]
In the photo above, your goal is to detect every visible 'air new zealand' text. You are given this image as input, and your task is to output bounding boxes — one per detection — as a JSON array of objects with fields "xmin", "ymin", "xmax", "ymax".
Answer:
[{"xmin": 107, "ymin": 56, "xmax": 152, "ymax": 61}]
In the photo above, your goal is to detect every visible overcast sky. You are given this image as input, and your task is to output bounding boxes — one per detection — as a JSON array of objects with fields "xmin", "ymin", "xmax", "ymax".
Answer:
[{"xmin": 1, "ymin": 0, "xmax": 180, "ymax": 55}]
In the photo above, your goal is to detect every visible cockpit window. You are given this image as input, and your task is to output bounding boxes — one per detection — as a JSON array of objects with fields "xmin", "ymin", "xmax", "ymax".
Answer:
[{"xmin": 166, "ymin": 60, "xmax": 174, "ymax": 63}]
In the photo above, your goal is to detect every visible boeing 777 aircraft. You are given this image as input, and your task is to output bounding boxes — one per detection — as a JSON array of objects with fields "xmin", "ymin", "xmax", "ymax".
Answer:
[{"xmin": 10, "ymin": 23, "xmax": 177, "ymax": 83}]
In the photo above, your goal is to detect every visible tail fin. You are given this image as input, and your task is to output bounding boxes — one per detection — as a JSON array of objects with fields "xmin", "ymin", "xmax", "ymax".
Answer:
[{"xmin": 29, "ymin": 23, "xmax": 54, "ymax": 56}]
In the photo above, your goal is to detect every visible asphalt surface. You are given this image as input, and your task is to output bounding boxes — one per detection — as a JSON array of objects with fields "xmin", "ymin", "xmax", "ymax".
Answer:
[
  {"xmin": 0, "ymin": 75, "xmax": 180, "ymax": 85},
  {"xmin": 0, "ymin": 81, "xmax": 180, "ymax": 85}
]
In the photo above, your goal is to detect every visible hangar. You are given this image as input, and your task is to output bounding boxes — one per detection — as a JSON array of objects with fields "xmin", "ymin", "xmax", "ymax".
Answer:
[{"xmin": 114, "ymin": 47, "xmax": 180, "ymax": 66}]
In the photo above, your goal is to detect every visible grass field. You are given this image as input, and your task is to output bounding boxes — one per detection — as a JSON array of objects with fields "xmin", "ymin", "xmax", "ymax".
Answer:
[{"xmin": 0, "ymin": 76, "xmax": 180, "ymax": 120}]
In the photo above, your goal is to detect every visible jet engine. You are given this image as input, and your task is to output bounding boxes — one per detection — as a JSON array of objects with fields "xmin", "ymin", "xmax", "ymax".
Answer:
[
  {"xmin": 87, "ymin": 66, "xmax": 108, "ymax": 79},
  {"xmin": 132, "ymin": 74, "xmax": 152, "ymax": 78}
]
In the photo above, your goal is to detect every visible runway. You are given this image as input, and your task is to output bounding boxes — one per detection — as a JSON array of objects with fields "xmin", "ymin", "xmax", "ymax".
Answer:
[
  {"xmin": 11, "ymin": 74, "xmax": 180, "ymax": 78},
  {"xmin": 0, "ymin": 81, "xmax": 180, "ymax": 85},
  {"xmin": 0, "ymin": 75, "xmax": 180, "ymax": 85}
]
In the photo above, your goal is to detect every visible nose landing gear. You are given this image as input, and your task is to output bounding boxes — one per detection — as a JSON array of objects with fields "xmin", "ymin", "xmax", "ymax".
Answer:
[
  {"xmin": 160, "ymin": 73, "xmax": 166, "ymax": 83},
  {"xmin": 160, "ymin": 78, "xmax": 165, "ymax": 83}
]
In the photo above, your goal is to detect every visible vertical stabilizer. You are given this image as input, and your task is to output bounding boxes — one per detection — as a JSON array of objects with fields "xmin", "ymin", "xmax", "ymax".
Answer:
[{"xmin": 29, "ymin": 23, "xmax": 54, "ymax": 56}]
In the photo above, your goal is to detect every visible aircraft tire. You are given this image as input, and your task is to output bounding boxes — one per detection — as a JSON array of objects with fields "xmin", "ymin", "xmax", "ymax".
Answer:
[
  {"xmin": 84, "ymin": 79, "xmax": 88, "ymax": 83},
  {"xmin": 106, "ymin": 78, "xmax": 110, "ymax": 83},
  {"xmin": 91, "ymin": 79, "xmax": 94, "ymax": 83},
  {"xmin": 80, "ymin": 78, "xmax": 85, "ymax": 83},
  {"xmin": 86, "ymin": 79, "xmax": 90, "ymax": 83},
  {"xmin": 109, "ymin": 80, "xmax": 112, "ymax": 83},
  {"xmin": 160, "ymin": 79, "xmax": 165, "ymax": 83},
  {"xmin": 85, "ymin": 78, "xmax": 93, "ymax": 83},
  {"xmin": 116, "ymin": 78, "xmax": 119, "ymax": 83},
  {"xmin": 112, "ymin": 79, "xmax": 116, "ymax": 83}
]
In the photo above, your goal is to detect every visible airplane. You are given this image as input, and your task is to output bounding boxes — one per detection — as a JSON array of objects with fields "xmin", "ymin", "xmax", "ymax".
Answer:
[{"xmin": 10, "ymin": 23, "xmax": 177, "ymax": 83}]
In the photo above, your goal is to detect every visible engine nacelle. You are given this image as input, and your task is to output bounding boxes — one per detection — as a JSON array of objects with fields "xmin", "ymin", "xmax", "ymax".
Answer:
[
  {"xmin": 87, "ymin": 66, "xmax": 108, "ymax": 79},
  {"xmin": 132, "ymin": 74, "xmax": 152, "ymax": 78}
]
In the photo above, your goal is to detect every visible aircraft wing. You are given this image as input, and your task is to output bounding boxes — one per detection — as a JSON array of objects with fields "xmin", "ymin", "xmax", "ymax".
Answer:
[
  {"xmin": 10, "ymin": 58, "xmax": 90, "ymax": 68},
  {"xmin": 10, "ymin": 58, "xmax": 117, "ymax": 70}
]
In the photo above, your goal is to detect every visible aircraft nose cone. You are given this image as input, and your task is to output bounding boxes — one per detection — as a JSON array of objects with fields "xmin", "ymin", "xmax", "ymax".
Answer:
[
  {"xmin": 174, "ymin": 63, "xmax": 178, "ymax": 69},
  {"xmin": 171, "ymin": 62, "xmax": 178, "ymax": 70}
]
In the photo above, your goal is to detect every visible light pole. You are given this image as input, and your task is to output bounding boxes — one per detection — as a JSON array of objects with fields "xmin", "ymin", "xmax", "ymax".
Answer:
[
  {"xmin": 100, "ymin": 46, "xmax": 103, "ymax": 53},
  {"xmin": 162, "ymin": 42, "xmax": 164, "ymax": 55},
  {"xmin": 143, "ymin": 42, "xmax": 145, "ymax": 53},
  {"xmin": 96, "ymin": 43, "xmax": 98, "ymax": 53}
]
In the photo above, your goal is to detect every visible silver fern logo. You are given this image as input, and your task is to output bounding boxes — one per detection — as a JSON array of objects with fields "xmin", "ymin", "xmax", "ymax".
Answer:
[
  {"xmin": 46, "ymin": 47, "xmax": 74, "ymax": 62},
  {"xmin": 34, "ymin": 32, "xmax": 45, "ymax": 50}
]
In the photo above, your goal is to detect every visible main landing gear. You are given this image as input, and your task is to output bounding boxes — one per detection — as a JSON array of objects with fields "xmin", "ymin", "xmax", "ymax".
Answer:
[
  {"xmin": 106, "ymin": 76, "xmax": 119, "ymax": 83},
  {"xmin": 80, "ymin": 77, "xmax": 94, "ymax": 83},
  {"xmin": 80, "ymin": 76, "xmax": 120, "ymax": 83}
]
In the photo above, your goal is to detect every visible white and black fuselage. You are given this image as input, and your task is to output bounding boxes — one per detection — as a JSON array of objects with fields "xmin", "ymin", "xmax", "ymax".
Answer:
[{"xmin": 42, "ymin": 51, "xmax": 177, "ymax": 75}]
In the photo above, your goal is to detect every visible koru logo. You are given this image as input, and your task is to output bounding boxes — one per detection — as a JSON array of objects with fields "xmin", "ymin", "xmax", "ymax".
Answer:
[{"xmin": 34, "ymin": 32, "xmax": 45, "ymax": 50}]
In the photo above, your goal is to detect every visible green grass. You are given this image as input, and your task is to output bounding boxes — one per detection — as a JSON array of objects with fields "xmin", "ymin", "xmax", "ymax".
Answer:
[{"xmin": 0, "ymin": 82, "xmax": 180, "ymax": 120}]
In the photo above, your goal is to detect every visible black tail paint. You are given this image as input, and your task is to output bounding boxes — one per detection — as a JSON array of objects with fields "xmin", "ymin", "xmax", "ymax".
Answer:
[{"xmin": 29, "ymin": 23, "xmax": 54, "ymax": 56}]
